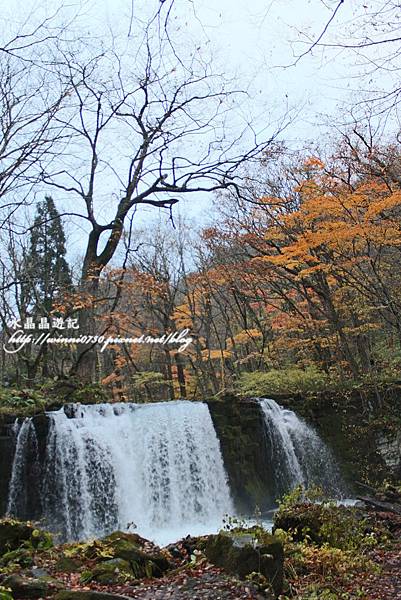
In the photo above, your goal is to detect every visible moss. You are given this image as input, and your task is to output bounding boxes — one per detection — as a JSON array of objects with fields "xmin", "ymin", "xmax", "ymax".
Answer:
[
  {"xmin": 0, "ymin": 587, "xmax": 13, "ymax": 600},
  {"xmin": 61, "ymin": 531, "xmax": 170, "ymax": 580},
  {"xmin": 0, "ymin": 519, "xmax": 52, "ymax": 555},
  {"xmin": 54, "ymin": 556, "xmax": 83, "ymax": 573},
  {"xmin": 0, "ymin": 548, "xmax": 34, "ymax": 568},
  {"xmin": 82, "ymin": 558, "xmax": 133, "ymax": 584}
]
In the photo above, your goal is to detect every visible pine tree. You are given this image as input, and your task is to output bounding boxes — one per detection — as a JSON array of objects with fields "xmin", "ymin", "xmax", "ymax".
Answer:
[
  {"xmin": 22, "ymin": 196, "xmax": 72, "ymax": 314},
  {"xmin": 16, "ymin": 197, "xmax": 72, "ymax": 380}
]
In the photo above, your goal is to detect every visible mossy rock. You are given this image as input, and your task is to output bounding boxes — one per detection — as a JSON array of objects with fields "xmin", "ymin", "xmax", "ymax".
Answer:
[
  {"xmin": 55, "ymin": 591, "xmax": 131, "ymax": 600},
  {"xmin": 3, "ymin": 574, "xmax": 61, "ymax": 599},
  {"xmin": 101, "ymin": 531, "xmax": 148, "ymax": 546},
  {"xmin": 54, "ymin": 555, "xmax": 84, "ymax": 573},
  {"xmin": 0, "ymin": 547, "xmax": 34, "ymax": 567},
  {"xmin": 205, "ymin": 530, "xmax": 283, "ymax": 597},
  {"xmin": 0, "ymin": 519, "xmax": 52, "ymax": 555},
  {"xmin": 100, "ymin": 532, "xmax": 170, "ymax": 578},
  {"xmin": 82, "ymin": 558, "xmax": 133, "ymax": 584}
]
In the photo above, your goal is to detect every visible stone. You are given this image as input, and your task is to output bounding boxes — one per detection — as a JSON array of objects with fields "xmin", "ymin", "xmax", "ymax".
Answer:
[
  {"xmin": 100, "ymin": 532, "xmax": 170, "ymax": 578},
  {"xmin": 3, "ymin": 574, "xmax": 62, "ymax": 599},
  {"xmin": 55, "ymin": 592, "xmax": 132, "ymax": 600},
  {"xmin": 0, "ymin": 547, "xmax": 34, "ymax": 567},
  {"xmin": 84, "ymin": 558, "xmax": 133, "ymax": 584},
  {"xmin": 54, "ymin": 555, "xmax": 84, "ymax": 573},
  {"xmin": 205, "ymin": 531, "xmax": 283, "ymax": 597}
]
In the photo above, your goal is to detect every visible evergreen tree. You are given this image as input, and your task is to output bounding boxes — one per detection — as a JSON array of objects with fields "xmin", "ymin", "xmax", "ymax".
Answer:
[{"xmin": 22, "ymin": 196, "xmax": 72, "ymax": 314}]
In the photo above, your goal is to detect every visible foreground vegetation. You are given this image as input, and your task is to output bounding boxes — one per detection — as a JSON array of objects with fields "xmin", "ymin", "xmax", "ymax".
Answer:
[{"xmin": 0, "ymin": 486, "xmax": 400, "ymax": 600}]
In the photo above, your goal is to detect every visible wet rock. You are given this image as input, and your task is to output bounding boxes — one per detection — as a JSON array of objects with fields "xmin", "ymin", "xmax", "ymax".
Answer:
[{"xmin": 205, "ymin": 531, "xmax": 283, "ymax": 597}]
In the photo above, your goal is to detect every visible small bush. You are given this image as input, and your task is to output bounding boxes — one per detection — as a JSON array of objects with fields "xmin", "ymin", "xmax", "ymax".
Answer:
[{"xmin": 236, "ymin": 366, "xmax": 330, "ymax": 396}]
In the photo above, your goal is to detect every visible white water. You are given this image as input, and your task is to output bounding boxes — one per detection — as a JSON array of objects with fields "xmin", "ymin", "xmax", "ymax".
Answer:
[
  {"xmin": 7, "ymin": 418, "xmax": 39, "ymax": 518},
  {"xmin": 39, "ymin": 401, "xmax": 233, "ymax": 545},
  {"xmin": 259, "ymin": 398, "xmax": 344, "ymax": 496}
]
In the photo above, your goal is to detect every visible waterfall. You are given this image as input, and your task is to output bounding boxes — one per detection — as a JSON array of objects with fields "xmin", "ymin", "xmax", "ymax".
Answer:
[
  {"xmin": 7, "ymin": 418, "xmax": 41, "ymax": 519},
  {"xmin": 259, "ymin": 398, "xmax": 343, "ymax": 498},
  {"xmin": 8, "ymin": 401, "xmax": 233, "ymax": 545}
]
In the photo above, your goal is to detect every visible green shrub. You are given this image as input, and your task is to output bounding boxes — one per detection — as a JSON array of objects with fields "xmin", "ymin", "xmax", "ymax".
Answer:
[{"xmin": 236, "ymin": 366, "xmax": 330, "ymax": 396}]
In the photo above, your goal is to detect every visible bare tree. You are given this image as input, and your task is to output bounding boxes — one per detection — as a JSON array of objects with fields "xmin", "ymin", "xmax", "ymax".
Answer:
[
  {"xmin": 290, "ymin": 1, "xmax": 401, "ymax": 114},
  {"xmin": 0, "ymin": 14, "xmax": 73, "ymax": 231},
  {"xmin": 31, "ymin": 2, "xmax": 285, "ymax": 379}
]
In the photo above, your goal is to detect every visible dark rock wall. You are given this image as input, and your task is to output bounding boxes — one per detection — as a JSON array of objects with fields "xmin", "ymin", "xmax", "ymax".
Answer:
[{"xmin": 207, "ymin": 396, "xmax": 276, "ymax": 513}]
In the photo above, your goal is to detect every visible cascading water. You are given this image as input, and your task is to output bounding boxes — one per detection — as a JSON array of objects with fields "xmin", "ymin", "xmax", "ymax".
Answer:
[
  {"xmin": 7, "ymin": 418, "xmax": 41, "ymax": 520},
  {"xmin": 8, "ymin": 401, "xmax": 234, "ymax": 546},
  {"xmin": 259, "ymin": 398, "xmax": 344, "ymax": 498}
]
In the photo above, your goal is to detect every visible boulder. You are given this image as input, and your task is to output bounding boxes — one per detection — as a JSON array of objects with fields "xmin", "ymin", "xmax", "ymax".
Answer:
[
  {"xmin": 100, "ymin": 532, "xmax": 170, "ymax": 578},
  {"xmin": 54, "ymin": 555, "xmax": 84, "ymax": 573},
  {"xmin": 81, "ymin": 558, "xmax": 133, "ymax": 584},
  {"xmin": 205, "ymin": 531, "xmax": 283, "ymax": 597},
  {"xmin": 0, "ymin": 547, "xmax": 34, "ymax": 567},
  {"xmin": 3, "ymin": 574, "xmax": 62, "ymax": 599}
]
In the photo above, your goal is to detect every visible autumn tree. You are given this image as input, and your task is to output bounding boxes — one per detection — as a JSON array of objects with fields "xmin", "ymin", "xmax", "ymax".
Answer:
[{"xmin": 27, "ymin": 0, "xmax": 284, "ymax": 381}]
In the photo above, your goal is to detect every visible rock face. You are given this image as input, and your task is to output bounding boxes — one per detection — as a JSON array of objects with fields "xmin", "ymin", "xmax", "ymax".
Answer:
[
  {"xmin": 207, "ymin": 396, "xmax": 276, "ymax": 511},
  {"xmin": 204, "ymin": 531, "xmax": 284, "ymax": 597},
  {"xmin": 377, "ymin": 432, "xmax": 401, "ymax": 477}
]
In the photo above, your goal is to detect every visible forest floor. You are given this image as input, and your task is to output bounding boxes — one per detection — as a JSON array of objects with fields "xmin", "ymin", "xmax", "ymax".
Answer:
[
  {"xmin": 281, "ymin": 509, "xmax": 401, "ymax": 600},
  {"xmin": 57, "ymin": 566, "xmax": 265, "ymax": 599},
  {"xmin": 45, "ymin": 521, "xmax": 401, "ymax": 600}
]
